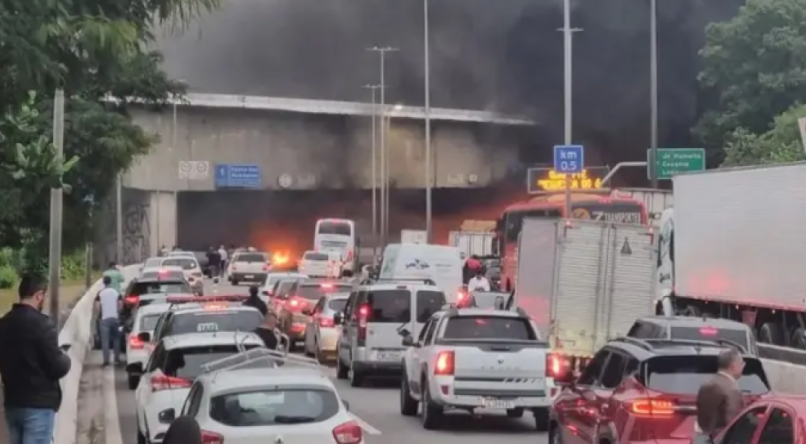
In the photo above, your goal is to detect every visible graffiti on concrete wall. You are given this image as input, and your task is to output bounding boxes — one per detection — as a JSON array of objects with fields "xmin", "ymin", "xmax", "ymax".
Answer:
[{"xmin": 122, "ymin": 198, "xmax": 151, "ymax": 264}]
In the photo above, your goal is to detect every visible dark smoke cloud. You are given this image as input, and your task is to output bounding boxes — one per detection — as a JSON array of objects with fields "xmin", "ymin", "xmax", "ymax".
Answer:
[{"xmin": 156, "ymin": 0, "xmax": 744, "ymax": 170}]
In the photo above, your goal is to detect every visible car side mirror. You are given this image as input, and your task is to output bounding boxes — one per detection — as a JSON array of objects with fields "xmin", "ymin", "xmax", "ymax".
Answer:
[
  {"xmin": 158, "ymin": 408, "xmax": 176, "ymax": 423},
  {"xmin": 333, "ymin": 312, "xmax": 343, "ymax": 325},
  {"xmin": 342, "ymin": 400, "xmax": 350, "ymax": 411},
  {"xmin": 59, "ymin": 344, "xmax": 71, "ymax": 352},
  {"xmin": 397, "ymin": 328, "xmax": 410, "ymax": 338},
  {"xmin": 401, "ymin": 336, "xmax": 416, "ymax": 347},
  {"xmin": 137, "ymin": 332, "xmax": 151, "ymax": 342},
  {"xmin": 126, "ymin": 362, "xmax": 144, "ymax": 374}
]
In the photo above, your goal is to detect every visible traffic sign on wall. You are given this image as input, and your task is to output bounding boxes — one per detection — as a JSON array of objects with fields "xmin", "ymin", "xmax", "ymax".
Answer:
[
  {"xmin": 178, "ymin": 161, "xmax": 209, "ymax": 180},
  {"xmin": 214, "ymin": 163, "xmax": 262, "ymax": 189}
]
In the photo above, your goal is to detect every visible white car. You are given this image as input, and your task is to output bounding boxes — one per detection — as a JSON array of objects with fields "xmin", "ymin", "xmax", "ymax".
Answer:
[
  {"xmin": 158, "ymin": 256, "xmax": 204, "ymax": 295},
  {"xmin": 168, "ymin": 251, "xmax": 196, "ymax": 258},
  {"xmin": 126, "ymin": 303, "xmax": 173, "ymax": 390},
  {"xmin": 134, "ymin": 332, "xmax": 264, "ymax": 444},
  {"xmin": 177, "ymin": 348, "xmax": 364, "ymax": 444},
  {"xmin": 140, "ymin": 257, "xmax": 165, "ymax": 277},
  {"xmin": 139, "ymin": 266, "xmax": 185, "ymax": 282},
  {"xmin": 303, "ymin": 292, "xmax": 349, "ymax": 363},
  {"xmin": 260, "ymin": 272, "xmax": 308, "ymax": 297},
  {"xmin": 228, "ymin": 252, "xmax": 271, "ymax": 285},
  {"xmin": 298, "ymin": 251, "xmax": 341, "ymax": 278}
]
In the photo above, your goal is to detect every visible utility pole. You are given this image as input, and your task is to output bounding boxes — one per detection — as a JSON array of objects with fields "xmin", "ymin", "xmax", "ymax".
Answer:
[
  {"xmin": 423, "ymin": 0, "xmax": 433, "ymax": 243},
  {"xmin": 649, "ymin": 0, "xmax": 659, "ymax": 188},
  {"xmin": 367, "ymin": 46, "xmax": 397, "ymax": 247},
  {"xmin": 560, "ymin": 0, "xmax": 582, "ymax": 217},
  {"xmin": 48, "ymin": 89, "xmax": 65, "ymax": 323},
  {"xmin": 172, "ymin": 96, "xmax": 178, "ymax": 247},
  {"xmin": 116, "ymin": 175, "xmax": 123, "ymax": 264},
  {"xmin": 363, "ymin": 84, "xmax": 381, "ymax": 257}
]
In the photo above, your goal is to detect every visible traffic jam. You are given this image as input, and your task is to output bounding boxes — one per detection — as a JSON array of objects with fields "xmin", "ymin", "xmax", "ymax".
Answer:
[{"xmin": 105, "ymin": 163, "xmax": 805, "ymax": 444}]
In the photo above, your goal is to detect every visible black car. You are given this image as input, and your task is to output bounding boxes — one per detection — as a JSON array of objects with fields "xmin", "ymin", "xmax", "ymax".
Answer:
[{"xmin": 626, "ymin": 315, "xmax": 758, "ymax": 356}]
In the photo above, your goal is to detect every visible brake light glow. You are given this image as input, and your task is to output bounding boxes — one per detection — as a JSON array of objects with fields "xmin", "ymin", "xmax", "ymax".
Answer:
[
  {"xmin": 128, "ymin": 334, "xmax": 144, "ymax": 350},
  {"xmin": 318, "ymin": 317, "xmax": 334, "ymax": 328},
  {"xmin": 203, "ymin": 303, "xmax": 228, "ymax": 310},
  {"xmin": 357, "ymin": 304, "xmax": 369, "ymax": 342},
  {"xmin": 151, "ymin": 374, "xmax": 191, "ymax": 392},
  {"xmin": 166, "ymin": 295, "xmax": 247, "ymax": 303},
  {"xmin": 358, "ymin": 305, "xmax": 369, "ymax": 317},
  {"xmin": 546, "ymin": 353, "xmax": 564, "ymax": 377},
  {"xmin": 124, "ymin": 295, "xmax": 138, "ymax": 305},
  {"xmin": 290, "ymin": 299, "xmax": 299, "ymax": 307},
  {"xmin": 200, "ymin": 430, "xmax": 224, "ymax": 444},
  {"xmin": 332, "ymin": 420, "xmax": 362, "ymax": 444},
  {"xmin": 699, "ymin": 327, "xmax": 718, "ymax": 336},
  {"xmin": 435, "ymin": 351, "xmax": 455, "ymax": 375},
  {"xmin": 627, "ymin": 399, "xmax": 676, "ymax": 418},
  {"xmin": 321, "ymin": 283, "xmax": 334, "ymax": 289},
  {"xmin": 346, "ymin": 250, "xmax": 354, "ymax": 260}
]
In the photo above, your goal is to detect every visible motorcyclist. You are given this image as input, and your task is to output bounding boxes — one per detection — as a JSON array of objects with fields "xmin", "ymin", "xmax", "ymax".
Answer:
[
  {"xmin": 463, "ymin": 255, "xmax": 483, "ymax": 284},
  {"xmin": 243, "ymin": 285, "xmax": 268, "ymax": 317},
  {"xmin": 468, "ymin": 270, "xmax": 491, "ymax": 292}
]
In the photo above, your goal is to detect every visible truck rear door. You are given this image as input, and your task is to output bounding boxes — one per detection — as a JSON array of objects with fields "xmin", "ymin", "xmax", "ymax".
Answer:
[{"xmin": 361, "ymin": 288, "xmax": 412, "ymax": 362}]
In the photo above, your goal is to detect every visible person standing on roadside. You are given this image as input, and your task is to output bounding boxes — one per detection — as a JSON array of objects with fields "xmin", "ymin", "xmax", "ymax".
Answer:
[
  {"xmin": 95, "ymin": 275, "xmax": 123, "ymax": 366},
  {"xmin": 244, "ymin": 285, "xmax": 268, "ymax": 317},
  {"xmin": 695, "ymin": 348, "xmax": 745, "ymax": 442},
  {"xmin": 0, "ymin": 274, "xmax": 72, "ymax": 444},
  {"xmin": 103, "ymin": 261, "xmax": 124, "ymax": 294},
  {"xmin": 217, "ymin": 244, "xmax": 228, "ymax": 279}
]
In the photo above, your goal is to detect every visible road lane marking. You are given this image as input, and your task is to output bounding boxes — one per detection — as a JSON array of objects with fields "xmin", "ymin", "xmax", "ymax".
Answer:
[
  {"xmin": 104, "ymin": 357, "xmax": 124, "ymax": 444},
  {"xmin": 349, "ymin": 413, "xmax": 382, "ymax": 435}
]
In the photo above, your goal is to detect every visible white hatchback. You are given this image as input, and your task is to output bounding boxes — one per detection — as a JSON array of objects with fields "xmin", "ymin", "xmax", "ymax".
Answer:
[
  {"xmin": 178, "ymin": 349, "xmax": 363, "ymax": 444},
  {"xmin": 133, "ymin": 332, "xmax": 264, "ymax": 444},
  {"xmin": 126, "ymin": 303, "xmax": 173, "ymax": 390}
]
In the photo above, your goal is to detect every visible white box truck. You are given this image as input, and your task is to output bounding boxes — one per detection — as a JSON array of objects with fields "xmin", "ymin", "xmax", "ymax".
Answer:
[
  {"xmin": 401, "ymin": 229, "xmax": 428, "ymax": 244},
  {"xmin": 661, "ymin": 162, "xmax": 806, "ymax": 349},
  {"xmin": 449, "ymin": 231, "xmax": 495, "ymax": 257},
  {"xmin": 513, "ymin": 218, "xmax": 656, "ymax": 371},
  {"xmin": 611, "ymin": 188, "xmax": 673, "ymax": 225}
]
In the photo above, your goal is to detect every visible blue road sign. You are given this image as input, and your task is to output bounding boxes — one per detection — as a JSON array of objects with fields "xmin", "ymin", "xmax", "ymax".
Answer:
[
  {"xmin": 214, "ymin": 164, "xmax": 262, "ymax": 189},
  {"xmin": 553, "ymin": 145, "xmax": 584, "ymax": 174}
]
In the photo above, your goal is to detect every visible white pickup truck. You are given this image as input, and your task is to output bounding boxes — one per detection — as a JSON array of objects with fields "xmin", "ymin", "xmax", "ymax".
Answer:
[{"xmin": 398, "ymin": 307, "xmax": 554, "ymax": 430}]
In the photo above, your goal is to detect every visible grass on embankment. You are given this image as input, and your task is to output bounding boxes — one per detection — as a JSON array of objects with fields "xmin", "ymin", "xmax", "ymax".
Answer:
[{"xmin": 0, "ymin": 272, "xmax": 102, "ymax": 315}]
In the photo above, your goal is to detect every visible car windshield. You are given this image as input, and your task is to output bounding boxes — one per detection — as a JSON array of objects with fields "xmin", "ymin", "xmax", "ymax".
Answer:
[
  {"xmin": 162, "ymin": 258, "xmax": 199, "ymax": 270},
  {"xmin": 130, "ymin": 281, "xmax": 190, "ymax": 296},
  {"xmin": 163, "ymin": 345, "xmax": 257, "ymax": 380},
  {"xmin": 139, "ymin": 314, "xmax": 161, "ymax": 331},
  {"xmin": 328, "ymin": 298, "xmax": 348, "ymax": 312},
  {"xmin": 470, "ymin": 292, "xmax": 508, "ymax": 309},
  {"xmin": 668, "ymin": 326, "xmax": 751, "ymax": 352},
  {"xmin": 364, "ymin": 290, "xmax": 410, "ymax": 323},
  {"xmin": 144, "ymin": 258, "xmax": 162, "ymax": 268},
  {"xmin": 416, "ymin": 291, "xmax": 446, "ymax": 322},
  {"xmin": 236, "ymin": 253, "xmax": 265, "ymax": 263},
  {"xmin": 297, "ymin": 284, "xmax": 352, "ymax": 301},
  {"xmin": 209, "ymin": 389, "xmax": 340, "ymax": 426},
  {"xmin": 317, "ymin": 221, "xmax": 352, "ymax": 236},
  {"xmin": 443, "ymin": 316, "xmax": 537, "ymax": 340},
  {"xmin": 164, "ymin": 311, "xmax": 263, "ymax": 336},
  {"xmin": 303, "ymin": 252, "xmax": 329, "ymax": 261},
  {"xmin": 643, "ymin": 355, "xmax": 769, "ymax": 395}
]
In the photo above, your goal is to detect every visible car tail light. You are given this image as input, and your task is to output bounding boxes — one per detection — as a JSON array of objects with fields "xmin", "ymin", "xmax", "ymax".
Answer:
[
  {"xmin": 124, "ymin": 295, "xmax": 138, "ymax": 305},
  {"xmin": 287, "ymin": 297, "xmax": 308, "ymax": 311},
  {"xmin": 200, "ymin": 430, "xmax": 224, "ymax": 444},
  {"xmin": 346, "ymin": 250, "xmax": 354, "ymax": 260},
  {"xmin": 546, "ymin": 353, "xmax": 563, "ymax": 377},
  {"xmin": 128, "ymin": 335, "xmax": 144, "ymax": 350},
  {"xmin": 332, "ymin": 420, "xmax": 362, "ymax": 444},
  {"xmin": 699, "ymin": 326, "xmax": 718, "ymax": 336},
  {"xmin": 627, "ymin": 399, "xmax": 676, "ymax": 418},
  {"xmin": 357, "ymin": 304, "xmax": 369, "ymax": 342},
  {"xmin": 434, "ymin": 351, "xmax": 455, "ymax": 375},
  {"xmin": 151, "ymin": 375, "xmax": 191, "ymax": 392},
  {"xmin": 318, "ymin": 316, "xmax": 334, "ymax": 327}
]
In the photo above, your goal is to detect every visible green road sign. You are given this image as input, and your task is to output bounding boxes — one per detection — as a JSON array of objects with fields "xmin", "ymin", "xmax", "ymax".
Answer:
[{"xmin": 647, "ymin": 148, "xmax": 705, "ymax": 180}]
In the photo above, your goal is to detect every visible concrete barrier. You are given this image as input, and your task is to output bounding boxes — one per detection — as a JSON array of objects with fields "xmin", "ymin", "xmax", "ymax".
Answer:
[{"xmin": 54, "ymin": 265, "xmax": 140, "ymax": 444}]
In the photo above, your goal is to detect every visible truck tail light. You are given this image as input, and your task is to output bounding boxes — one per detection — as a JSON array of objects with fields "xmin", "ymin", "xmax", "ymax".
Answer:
[{"xmin": 434, "ymin": 351, "xmax": 455, "ymax": 375}]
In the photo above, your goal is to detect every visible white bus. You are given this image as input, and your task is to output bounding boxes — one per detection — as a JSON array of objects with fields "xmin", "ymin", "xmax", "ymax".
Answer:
[{"xmin": 313, "ymin": 218, "xmax": 358, "ymax": 275}]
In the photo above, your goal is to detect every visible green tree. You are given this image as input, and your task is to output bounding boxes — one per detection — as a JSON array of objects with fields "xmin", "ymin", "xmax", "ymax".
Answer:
[
  {"xmin": 721, "ymin": 104, "xmax": 806, "ymax": 167},
  {"xmin": 695, "ymin": 0, "xmax": 806, "ymax": 157}
]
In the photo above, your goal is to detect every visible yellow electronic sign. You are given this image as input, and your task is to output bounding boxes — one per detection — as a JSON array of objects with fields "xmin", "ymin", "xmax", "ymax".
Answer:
[{"xmin": 535, "ymin": 169, "xmax": 604, "ymax": 191}]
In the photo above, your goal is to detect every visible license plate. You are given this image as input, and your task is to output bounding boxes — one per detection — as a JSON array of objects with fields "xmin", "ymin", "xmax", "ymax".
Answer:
[
  {"xmin": 377, "ymin": 352, "xmax": 401, "ymax": 361},
  {"xmin": 480, "ymin": 398, "xmax": 515, "ymax": 409},
  {"xmin": 244, "ymin": 275, "xmax": 254, "ymax": 279}
]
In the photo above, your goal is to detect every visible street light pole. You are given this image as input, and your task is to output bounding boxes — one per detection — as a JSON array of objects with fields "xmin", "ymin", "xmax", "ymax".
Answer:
[
  {"xmin": 48, "ymin": 89, "xmax": 65, "ymax": 323},
  {"xmin": 560, "ymin": 0, "xmax": 581, "ymax": 217},
  {"xmin": 367, "ymin": 46, "xmax": 397, "ymax": 247},
  {"xmin": 363, "ymin": 84, "xmax": 381, "ymax": 256},
  {"xmin": 649, "ymin": 0, "xmax": 659, "ymax": 188},
  {"xmin": 423, "ymin": 0, "xmax": 433, "ymax": 243}
]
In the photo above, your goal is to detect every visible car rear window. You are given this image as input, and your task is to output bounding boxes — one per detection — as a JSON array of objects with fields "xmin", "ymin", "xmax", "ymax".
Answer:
[
  {"xmin": 141, "ymin": 271, "xmax": 185, "ymax": 281},
  {"xmin": 469, "ymin": 292, "xmax": 507, "ymax": 309},
  {"xmin": 643, "ymin": 356, "xmax": 769, "ymax": 395},
  {"xmin": 669, "ymin": 326, "xmax": 751, "ymax": 351},
  {"xmin": 328, "ymin": 298, "xmax": 348, "ymax": 312},
  {"xmin": 236, "ymin": 253, "xmax": 265, "ymax": 263},
  {"xmin": 130, "ymin": 281, "xmax": 190, "ymax": 296},
  {"xmin": 139, "ymin": 314, "xmax": 161, "ymax": 331},
  {"xmin": 162, "ymin": 345, "xmax": 257, "ymax": 380},
  {"xmin": 210, "ymin": 388, "xmax": 340, "ymax": 426},
  {"xmin": 443, "ymin": 316, "xmax": 537, "ymax": 340},
  {"xmin": 363, "ymin": 290, "xmax": 410, "ymax": 323},
  {"xmin": 317, "ymin": 221, "xmax": 352, "ymax": 236},
  {"xmin": 298, "ymin": 284, "xmax": 352, "ymax": 301},
  {"xmin": 165, "ymin": 311, "xmax": 263, "ymax": 336},
  {"xmin": 162, "ymin": 258, "xmax": 199, "ymax": 270},
  {"xmin": 416, "ymin": 291, "xmax": 446, "ymax": 322},
  {"xmin": 303, "ymin": 252, "xmax": 330, "ymax": 261}
]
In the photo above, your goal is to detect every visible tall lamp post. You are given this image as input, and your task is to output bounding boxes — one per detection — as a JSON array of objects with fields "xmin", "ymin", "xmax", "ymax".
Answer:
[
  {"xmin": 559, "ymin": 0, "xmax": 581, "ymax": 216},
  {"xmin": 363, "ymin": 84, "xmax": 381, "ymax": 256},
  {"xmin": 649, "ymin": 0, "xmax": 659, "ymax": 188},
  {"xmin": 423, "ymin": 0, "xmax": 433, "ymax": 243}
]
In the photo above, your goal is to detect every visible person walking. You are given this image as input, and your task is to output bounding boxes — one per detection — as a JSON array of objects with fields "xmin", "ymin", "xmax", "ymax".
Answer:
[
  {"xmin": 103, "ymin": 261, "xmax": 124, "ymax": 293},
  {"xmin": 243, "ymin": 285, "xmax": 268, "ymax": 317},
  {"xmin": 695, "ymin": 348, "xmax": 746, "ymax": 442},
  {"xmin": 217, "ymin": 245, "xmax": 228, "ymax": 279},
  {"xmin": 254, "ymin": 312, "xmax": 281, "ymax": 350},
  {"xmin": 95, "ymin": 275, "xmax": 123, "ymax": 366},
  {"xmin": 0, "ymin": 274, "xmax": 72, "ymax": 444}
]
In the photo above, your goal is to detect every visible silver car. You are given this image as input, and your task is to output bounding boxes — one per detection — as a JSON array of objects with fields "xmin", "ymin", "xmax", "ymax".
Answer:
[{"xmin": 303, "ymin": 292, "xmax": 349, "ymax": 363}]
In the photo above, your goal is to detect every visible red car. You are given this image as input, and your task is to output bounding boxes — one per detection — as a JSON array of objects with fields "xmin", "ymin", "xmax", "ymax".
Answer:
[
  {"xmin": 701, "ymin": 396, "xmax": 802, "ymax": 444},
  {"xmin": 549, "ymin": 336, "xmax": 770, "ymax": 444}
]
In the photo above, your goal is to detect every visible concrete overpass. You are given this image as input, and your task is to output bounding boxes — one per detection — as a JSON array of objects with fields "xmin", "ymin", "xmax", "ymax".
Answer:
[{"xmin": 104, "ymin": 93, "xmax": 534, "ymax": 264}]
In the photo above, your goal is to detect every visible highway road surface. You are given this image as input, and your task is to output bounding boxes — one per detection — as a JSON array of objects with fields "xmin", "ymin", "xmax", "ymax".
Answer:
[{"xmin": 86, "ymin": 278, "xmax": 547, "ymax": 444}]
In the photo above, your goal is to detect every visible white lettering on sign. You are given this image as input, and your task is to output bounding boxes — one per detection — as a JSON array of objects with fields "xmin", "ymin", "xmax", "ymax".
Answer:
[
  {"xmin": 591, "ymin": 212, "xmax": 642, "ymax": 224},
  {"xmin": 197, "ymin": 323, "xmax": 219, "ymax": 332}
]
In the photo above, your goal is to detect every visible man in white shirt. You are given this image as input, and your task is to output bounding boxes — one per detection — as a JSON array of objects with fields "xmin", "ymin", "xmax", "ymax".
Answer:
[
  {"xmin": 218, "ymin": 245, "xmax": 228, "ymax": 278},
  {"xmin": 94, "ymin": 276, "xmax": 123, "ymax": 366},
  {"xmin": 468, "ymin": 271, "xmax": 491, "ymax": 292}
]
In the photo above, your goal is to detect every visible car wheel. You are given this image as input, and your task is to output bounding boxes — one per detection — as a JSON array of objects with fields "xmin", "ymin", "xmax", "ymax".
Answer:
[
  {"xmin": 507, "ymin": 408, "xmax": 524, "ymax": 418},
  {"xmin": 549, "ymin": 422, "xmax": 562, "ymax": 444},
  {"xmin": 534, "ymin": 407, "xmax": 550, "ymax": 432},
  {"xmin": 127, "ymin": 374, "xmax": 140, "ymax": 390},
  {"xmin": 137, "ymin": 426, "xmax": 147, "ymax": 444},
  {"xmin": 420, "ymin": 378, "xmax": 443, "ymax": 429},
  {"xmin": 232, "ymin": 280, "xmax": 239, "ymax": 286},
  {"xmin": 336, "ymin": 354, "xmax": 348, "ymax": 379},
  {"xmin": 349, "ymin": 363, "xmax": 364, "ymax": 387},
  {"xmin": 399, "ymin": 370, "xmax": 418, "ymax": 416}
]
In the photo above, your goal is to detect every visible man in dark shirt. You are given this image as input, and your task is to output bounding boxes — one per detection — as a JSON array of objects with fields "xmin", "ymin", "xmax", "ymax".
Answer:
[
  {"xmin": 0, "ymin": 275, "xmax": 72, "ymax": 444},
  {"xmin": 243, "ymin": 286, "xmax": 268, "ymax": 317},
  {"xmin": 254, "ymin": 312, "xmax": 280, "ymax": 350}
]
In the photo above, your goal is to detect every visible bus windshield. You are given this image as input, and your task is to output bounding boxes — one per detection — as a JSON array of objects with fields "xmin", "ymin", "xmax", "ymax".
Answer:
[{"xmin": 504, "ymin": 208, "xmax": 562, "ymax": 242}]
